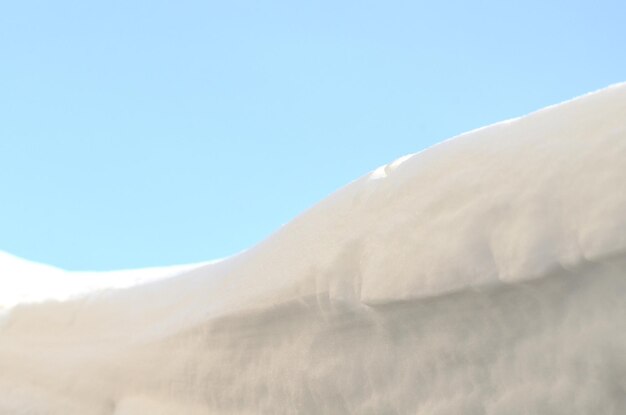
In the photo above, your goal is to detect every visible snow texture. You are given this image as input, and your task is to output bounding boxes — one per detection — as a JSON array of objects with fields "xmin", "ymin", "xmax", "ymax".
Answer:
[{"xmin": 1, "ymin": 83, "xmax": 626, "ymax": 414}]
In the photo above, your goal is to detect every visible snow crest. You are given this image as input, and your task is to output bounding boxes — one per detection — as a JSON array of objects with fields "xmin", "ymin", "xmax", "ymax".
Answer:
[{"xmin": 1, "ymin": 83, "xmax": 626, "ymax": 414}]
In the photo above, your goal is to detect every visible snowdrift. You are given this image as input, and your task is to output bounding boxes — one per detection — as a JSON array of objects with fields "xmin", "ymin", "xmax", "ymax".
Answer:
[{"xmin": 1, "ymin": 83, "xmax": 626, "ymax": 414}]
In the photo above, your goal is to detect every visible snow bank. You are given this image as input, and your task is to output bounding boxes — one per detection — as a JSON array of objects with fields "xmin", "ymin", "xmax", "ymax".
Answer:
[
  {"xmin": 0, "ymin": 252, "xmax": 207, "ymax": 310},
  {"xmin": 1, "ymin": 83, "xmax": 626, "ymax": 414}
]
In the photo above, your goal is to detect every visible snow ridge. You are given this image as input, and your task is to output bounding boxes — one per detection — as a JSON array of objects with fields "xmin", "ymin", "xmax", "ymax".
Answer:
[{"xmin": 1, "ymin": 83, "xmax": 626, "ymax": 414}]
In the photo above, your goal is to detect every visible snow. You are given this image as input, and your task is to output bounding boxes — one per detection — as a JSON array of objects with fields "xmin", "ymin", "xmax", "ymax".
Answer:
[
  {"xmin": 0, "ymin": 251, "xmax": 208, "ymax": 310},
  {"xmin": 1, "ymin": 83, "xmax": 626, "ymax": 413}
]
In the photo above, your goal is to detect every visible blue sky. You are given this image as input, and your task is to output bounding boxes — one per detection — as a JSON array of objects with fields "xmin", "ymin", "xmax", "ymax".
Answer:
[{"xmin": 1, "ymin": 1, "xmax": 624, "ymax": 270}]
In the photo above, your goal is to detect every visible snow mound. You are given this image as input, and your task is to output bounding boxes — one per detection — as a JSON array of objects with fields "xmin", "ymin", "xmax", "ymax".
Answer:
[
  {"xmin": 1, "ymin": 83, "xmax": 626, "ymax": 414},
  {"xmin": 0, "ymin": 252, "xmax": 207, "ymax": 310}
]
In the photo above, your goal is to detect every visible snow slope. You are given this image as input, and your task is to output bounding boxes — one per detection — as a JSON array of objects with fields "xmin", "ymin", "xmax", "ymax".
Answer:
[
  {"xmin": 1, "ymin": 83, "xmax": 626, "ymax": 414},
  {"xmin": 0, "ymin": 251, "xmax": 207, "ymax": 310}
]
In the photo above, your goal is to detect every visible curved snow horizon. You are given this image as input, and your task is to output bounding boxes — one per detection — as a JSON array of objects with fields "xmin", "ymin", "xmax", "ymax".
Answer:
[
  {"xmin": 1, "ymin": 82, "xmax": 626, "ymax": 414},
  {"xmin": 3, "ymin": 82, "xmax": 626, "ymax": 306}
]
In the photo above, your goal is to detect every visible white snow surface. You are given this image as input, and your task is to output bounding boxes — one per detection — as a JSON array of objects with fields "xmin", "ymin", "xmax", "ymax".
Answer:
[
  {"xmin": 1, "ymin": 83, "xmax": 626, "ymax": 414},
  {"xmin": 0, "ymin": 252, "xmax": 207, "ymax": 310}
]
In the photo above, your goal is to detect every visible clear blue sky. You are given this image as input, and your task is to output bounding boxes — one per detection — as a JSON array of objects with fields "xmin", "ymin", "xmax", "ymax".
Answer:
[{"xmin": 1, "ymin": 1, "xmax": 624, "ymax": 270}]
